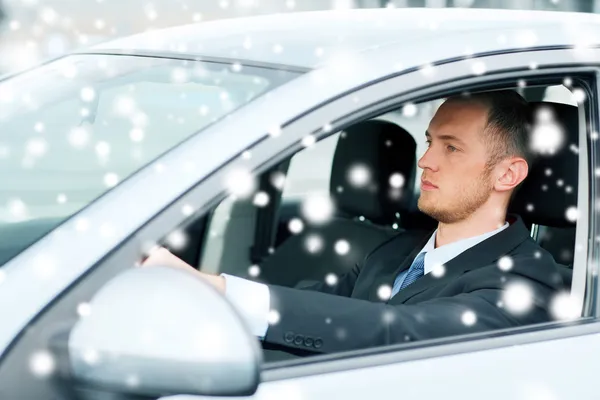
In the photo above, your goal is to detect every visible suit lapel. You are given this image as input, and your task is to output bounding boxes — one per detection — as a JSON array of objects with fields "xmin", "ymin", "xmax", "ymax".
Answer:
[
  {"xmin": 388, "ymin": 214, "xmax": 530, "ymax": 305},
  {"xmin": 367, "ymin": 230, "xmax": 432, "ymax": 302}
]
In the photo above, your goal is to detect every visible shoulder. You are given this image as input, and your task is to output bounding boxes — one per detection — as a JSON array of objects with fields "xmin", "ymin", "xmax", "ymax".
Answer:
[{"xmin": 465, "ymin": 239, "xmax": 570, "ymax": 291}]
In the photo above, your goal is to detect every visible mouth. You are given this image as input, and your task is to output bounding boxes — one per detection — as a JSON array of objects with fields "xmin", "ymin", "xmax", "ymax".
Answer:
[{"xmin": 421, "ymin": 179, "xmax": 438, "ymax": 191}]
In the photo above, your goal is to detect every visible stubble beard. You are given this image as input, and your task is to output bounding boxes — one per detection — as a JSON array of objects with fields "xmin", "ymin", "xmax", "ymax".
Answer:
[{"xmin": 418, "ymin": 167, "xmax": 494, "ymax": 224}]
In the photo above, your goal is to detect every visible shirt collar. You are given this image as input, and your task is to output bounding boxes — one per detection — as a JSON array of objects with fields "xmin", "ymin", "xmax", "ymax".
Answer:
[{"xmin": 418, "ymin": 222, "xmax": 510, "ymax": 275}]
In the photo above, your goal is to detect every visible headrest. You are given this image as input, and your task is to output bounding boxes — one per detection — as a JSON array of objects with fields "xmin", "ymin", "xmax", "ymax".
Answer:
[
  {"xmin": 509, "ymin": 102, "xmax": 579, "ymax": 228},
  {"xmin": 329, "ymin": 120, "xmax": 417, "ymax": 225}
]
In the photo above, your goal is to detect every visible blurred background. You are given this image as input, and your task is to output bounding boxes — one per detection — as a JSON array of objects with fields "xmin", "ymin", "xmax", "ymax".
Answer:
[{"xmin": 0, "ymin": 0, "xmax": 599, "ymax": 75}]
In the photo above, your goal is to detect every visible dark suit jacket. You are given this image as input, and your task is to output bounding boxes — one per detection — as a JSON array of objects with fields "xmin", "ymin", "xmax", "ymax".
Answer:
[{"xmin": 263, "ymin": 215, "xmax": 571, "ymax": 354}]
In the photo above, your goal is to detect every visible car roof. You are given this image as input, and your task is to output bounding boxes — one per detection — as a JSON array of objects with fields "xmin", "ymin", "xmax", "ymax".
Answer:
[{"xmin": 91, "ymin": 7, "xmax": 600, "ymax": 69}]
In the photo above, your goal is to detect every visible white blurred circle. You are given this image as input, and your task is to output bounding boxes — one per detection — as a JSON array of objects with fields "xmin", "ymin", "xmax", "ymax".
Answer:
[
  {"xmin": 75, "ymin": 218, "xmax": 89, "ymax": 232},
  {"xmin": 0, "ymin": 270, "xmax": 7, "ymax": 285},
  {"xmin": 57, "ymin": 194, "xmax": 67, "ymax": 204},
  {"xmin": 573, "ymin": 88, "xmax": 586, "ymax": 103},
  {"xmin": 325, "ymin": 273, "xmax": 338, "ymax": 286},
  {"xmin": 378, "ymin": 284, "xmax": 392, "ymax": 300},
  {"xmin": 40, "ymin": 7, "xmax": 58, "ymax": 24},
  {"xmin": 461, "ymin": 310, "xmax": 477, "ymax": 326},
  {"xmin": 334, "ymin": 239, "xmax": 350, "ymax": 255},
  {"xmin": 30, "ymin": 351, "xmax": 55, "ymax": 377},
  {"xmin": 82, "ymin": 348, "xmax": 100, "ymax": 365},
  {"xmin": 95, "ymin": 141, "xmax": 110, "ymax": 157},
  {"xmin": 420, "ymin": 63, "xmax": 435, "ymax": 77},
  {"xmin": 498, "ymin": 256, "xmax": 514, "ymax": 271},
  {"xmin": 114, "ymin": 95, "xmax": 136, "ymax": 116},
  {"xmin": 530, "ymin": 110, "xmax": 564, "ymax": 155},
  {"xmin": 389, "ymin": 173, "xmax": 405, "ymax": 189},
  {"xmin": 224, "ymin": 168, "xmax": 256, "ymax": 198},
  {"xmin": 248, "ymin": 265, "xmax": 261, "ymax": 277},
  {"xmin": 550, "ymin": 292, "xmax": 580, "ymax": 321},
  {"xmin": 26, "ymin": 138, "xmax": 47, "ymax": 157},
  {"xmin": 288, "ymin": 218, "xmax": 304, "ymax": 234},
  {"xmin": 130, "ymin": 128, "xmax": 144, "ymax": 142},
  {"xmin": 34, "ymin": 122, "xmax": 44, "ymax": 133},
  {"xmin": 103, "ymin": 173, "xmax": 119, "ymax": 188},
  {"xmin": 301, "ymin": 193, "xmax": 334, "ymax": 225},
  {"xmin": 8, "ymin": 198, "xmax": 27, "ymax": 218},
  {"xmin": 131, "ymin": 112, "xmax": 148, "ymax": 128},
  {"xmin": 305, "ymin": 234, "xmax": 324, "ymax": 253},
  {"xmin": 270, "ymin": 171, "xmax": 286, "ymax": 190},
  {"xmin": 268, "ymin": 125, "xmax": 282, "ymax": 137},
  {"xmin": 431, "ymin": 263, "xmax": 446, "ymax": 278},
  {"xmin": 253, "ymin": 191, "xmax": 270, "ymax": 207},
  {"xmin": 566, "ymin": 206, "xmax": 579, "ymax": 222},
  {"xmin": 503, "ymin": 281, "xmax": 534, "ymax": 315},
  {"xmin": 402, "ymin": 103, "xmax": 417, "ymax": 117},
  {"xmin": 69, "ymin": 126, "xmax": 91, "ymax": 148},
  {"xmin": 80, "ymin": 87, "xmax": 96, "ymax": 102},
  {"xmin": 268, "ymin": 310, "xmax": 280, "ymax": 325},
  {"xmin": 199, "ymin": 106, "xmax": 210, "ymax": 116},
  {"xmin": 166, "ymin": 230, "xmax": 188, "ymax": 250},
  {"xmin": 471, "ymin": 61, "xmax": 486, "ymax": 75},
  {"xmin": 99, "ymin": 223, "xmax": 115, "ymax": 239},
  {"xmin": 77, "ymin": 302, "xmax": 92, "ymax": 317},
  {"xmin": 171, "ymin": 68, "xmax": 189, "ymax": 83},
  {"xmin": 347, "ymin": 164, "xmax": 371, "ymax": 188},
  {"xmin": 302, "ymin": 135, "xmax": 316, "ymax": 147}
]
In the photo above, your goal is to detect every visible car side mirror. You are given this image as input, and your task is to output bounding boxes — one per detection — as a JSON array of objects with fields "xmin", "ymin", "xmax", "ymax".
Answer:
[{"xmin": 61, "ymin": 266, "xmax": 261, "ymax": 398}]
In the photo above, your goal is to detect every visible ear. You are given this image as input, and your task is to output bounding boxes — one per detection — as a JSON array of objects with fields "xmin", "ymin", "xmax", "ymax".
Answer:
[{"xmin": 494, "ymin": 157, "xmax": 528, "ymax": 193}]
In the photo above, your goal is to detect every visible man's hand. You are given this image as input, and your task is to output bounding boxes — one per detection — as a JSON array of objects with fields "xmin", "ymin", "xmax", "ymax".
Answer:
[{"xmin": 139, "ymin": 247, "xmax": 226, "ymax": 294}]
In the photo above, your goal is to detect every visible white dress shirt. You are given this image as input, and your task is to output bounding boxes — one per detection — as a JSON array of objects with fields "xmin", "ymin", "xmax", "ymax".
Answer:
[{"xmin": 222, "ymin": 222, "xmax": 509, "ymax": 339}]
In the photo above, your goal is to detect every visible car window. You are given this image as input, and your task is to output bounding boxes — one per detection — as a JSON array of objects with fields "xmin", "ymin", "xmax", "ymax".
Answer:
[
  {"xmin": 0, "ymin": 54, "xmax": 302, "ymax": 267},
  {"xmin": 192, "ymin": 81, "xmax": 589, "ymax": 347},
  {"xmin": 281, "ymin": 132, "xmax": 340, "ymax": 202}
]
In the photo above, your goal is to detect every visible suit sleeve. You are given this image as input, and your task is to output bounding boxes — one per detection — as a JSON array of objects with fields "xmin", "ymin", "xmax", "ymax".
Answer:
[
  {"xmin": 295, "ymin": 232, "xmax": 405, "ymax": 297},
  {"xmin": 295, "ymin": 261, "xmax": 361, "ymax": 297},
  {"xmin": 263, "ymin": 283, "xmax": 547, "ymax": 354}
]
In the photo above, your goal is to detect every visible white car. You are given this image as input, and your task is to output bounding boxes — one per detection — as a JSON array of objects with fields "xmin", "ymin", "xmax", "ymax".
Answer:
[{"xmin": 0, "ymin": 7, "xmax": 598, "ymax": 400}]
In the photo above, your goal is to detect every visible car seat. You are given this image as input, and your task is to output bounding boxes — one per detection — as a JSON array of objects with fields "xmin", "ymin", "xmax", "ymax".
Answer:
[
  {"xmin": 257, "ymin": 119, "xmax": 418, "ymax": 288},
  {"xmin": 509, "ymin": 101, "xmax": 578, "ymax": 285}
]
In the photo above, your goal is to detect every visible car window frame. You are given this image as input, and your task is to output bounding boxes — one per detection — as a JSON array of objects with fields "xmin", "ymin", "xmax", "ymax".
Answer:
[
  {"xmin": 2, "ymin": 48, "xmax": 600, "ymax": 398},
  {"xmin": 110, "ymin": 51, "xmax": 600, "ymax": 368}
]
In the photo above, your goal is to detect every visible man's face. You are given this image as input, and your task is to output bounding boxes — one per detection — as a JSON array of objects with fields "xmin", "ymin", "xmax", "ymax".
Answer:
[{"xmin": 417, "ymin": 100, "xmax": 496, "ymax": 224}]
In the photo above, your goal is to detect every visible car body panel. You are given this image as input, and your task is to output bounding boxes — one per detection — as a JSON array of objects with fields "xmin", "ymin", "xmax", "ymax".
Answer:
[
  {"xmin": 93, "ymin": 8, "xmax": 600, "ymax": 69},
  {"xmin": 187, "ymin": 328, "xmax": 600, "ymax": 400}
]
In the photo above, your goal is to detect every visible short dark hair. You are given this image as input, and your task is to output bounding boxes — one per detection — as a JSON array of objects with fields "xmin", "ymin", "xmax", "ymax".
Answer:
[{"xmin": 447, "ymin": 90, "xmax": 533, "ymax": 169}]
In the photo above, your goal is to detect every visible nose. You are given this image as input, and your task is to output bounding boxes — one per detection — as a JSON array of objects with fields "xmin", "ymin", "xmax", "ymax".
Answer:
[{"xmin": 417, "ymin": 146, "xmax": 438, "ymax": 172}]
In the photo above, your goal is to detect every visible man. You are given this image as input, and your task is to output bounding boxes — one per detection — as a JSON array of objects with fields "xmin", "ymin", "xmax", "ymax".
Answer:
[{"xmin": 142, "ymin": 90, "xmax": 570, "ymax": 355}]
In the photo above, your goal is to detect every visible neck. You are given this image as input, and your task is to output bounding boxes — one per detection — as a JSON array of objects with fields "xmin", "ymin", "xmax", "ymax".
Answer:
[{"xmin": 435, "ymin": 204, "xmax": 507, "ymax": 248}]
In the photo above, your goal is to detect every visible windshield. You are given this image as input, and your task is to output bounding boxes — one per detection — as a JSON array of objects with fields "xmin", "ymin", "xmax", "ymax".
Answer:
[{"xmin": 0, "ymin": 54, "xmax": 302, "ymax": 267}]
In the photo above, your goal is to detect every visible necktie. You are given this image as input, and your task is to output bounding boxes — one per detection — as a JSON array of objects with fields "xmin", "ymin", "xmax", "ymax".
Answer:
[{"xmin": 391, "ymin": 252, "xmax": 426, "ymax": 298}]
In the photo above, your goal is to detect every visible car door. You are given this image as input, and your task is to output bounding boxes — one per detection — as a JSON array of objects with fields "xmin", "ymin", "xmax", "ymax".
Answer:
[
  {"xmin": 0, "ymin": 39, "xmax": 599, "ymax": 400},
  {"xmin": 173, "ymin": 48, "xmax": 600, "ymax": 398},
  {"xmin": 242, "ymin": 53, "xmax": 600, "ymax": 398}
]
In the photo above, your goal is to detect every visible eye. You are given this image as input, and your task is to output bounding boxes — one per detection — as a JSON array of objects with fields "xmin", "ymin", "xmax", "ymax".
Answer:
[
  {"xmin": 447, "ymin": 145, "xmax": 458, "ymax": 152},
  {"xmin": 425, "ymin": 140, "xmax": 432, "ymax": 147}
]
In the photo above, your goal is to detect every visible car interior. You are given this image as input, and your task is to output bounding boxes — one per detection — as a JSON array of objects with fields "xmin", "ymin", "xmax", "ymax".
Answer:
[
  {"xmin": 162, "ymin": 83, "xmax": 581, "ymax": 361},
  {"xmin": 181, "ymin": 85, "xmax": 577, "ymax": 279}
]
